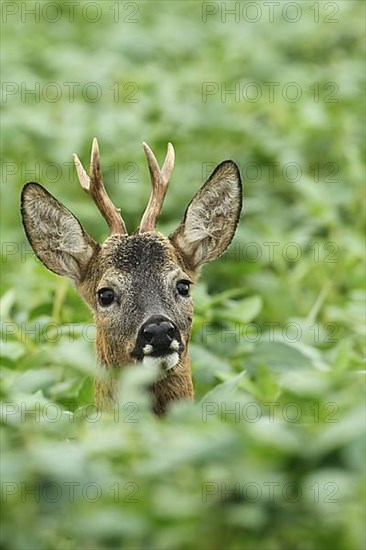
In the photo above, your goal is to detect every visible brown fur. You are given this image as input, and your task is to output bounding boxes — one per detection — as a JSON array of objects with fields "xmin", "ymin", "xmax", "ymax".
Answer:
[{"xmin": 21, "ymin": 149, "xmax": 242, "ymax": 415}]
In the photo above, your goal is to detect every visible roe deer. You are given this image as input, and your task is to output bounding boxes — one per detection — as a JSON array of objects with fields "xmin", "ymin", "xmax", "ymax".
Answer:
[{"xmin": 21, "ymin": 139, "xmax": 242, "ymax": 414}]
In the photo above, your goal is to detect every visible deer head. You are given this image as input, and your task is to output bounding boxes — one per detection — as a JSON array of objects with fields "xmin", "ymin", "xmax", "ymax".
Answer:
[{"xmin": 21, "ymin": 138, "xmax": 242, "ymax": 414}]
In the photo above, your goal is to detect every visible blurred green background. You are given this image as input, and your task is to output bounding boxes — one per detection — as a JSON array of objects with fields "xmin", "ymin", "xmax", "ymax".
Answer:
[{"xmin": 1, "ymin": 1, "xmax": 365, "ymax": 549}]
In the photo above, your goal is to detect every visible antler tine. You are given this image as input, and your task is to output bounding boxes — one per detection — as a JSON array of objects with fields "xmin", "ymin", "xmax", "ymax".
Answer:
[
  {"xmin": 139, "ymin": 142, "xmax": 175, "ymax": 233},
  {"xmin": 73, "ymin": 138, "xmax": 127, "ymax": 236}
]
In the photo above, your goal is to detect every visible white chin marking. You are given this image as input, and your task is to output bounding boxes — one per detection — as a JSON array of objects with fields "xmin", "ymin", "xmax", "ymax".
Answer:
[{"xmin": 142, "ymin": 352, "xmax": 179, "ymax": 374}]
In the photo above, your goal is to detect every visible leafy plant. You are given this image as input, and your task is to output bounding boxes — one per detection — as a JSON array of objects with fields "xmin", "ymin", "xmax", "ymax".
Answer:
[{"xmin": 1, "ymin": 1, "xmax": 364, "ymax": 548}]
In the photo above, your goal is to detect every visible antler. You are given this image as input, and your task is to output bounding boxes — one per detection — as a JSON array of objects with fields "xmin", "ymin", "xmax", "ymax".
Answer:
[
  {"xmin": 73, "ymin": 138, "xmax": 127, "ymax": 235},
  {"xmin": 139, "ymin": 142, "xmax": 175, "ymax": 233}
]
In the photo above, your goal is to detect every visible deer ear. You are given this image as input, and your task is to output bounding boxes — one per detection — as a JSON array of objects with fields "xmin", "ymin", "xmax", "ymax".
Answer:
[
  {"xmin": 170, "ymin": 161, "xmax": 242, "ymax": 270},
  {"xmin": 21, "ymin": 182, "xmax": 99, "ymax": 283}
]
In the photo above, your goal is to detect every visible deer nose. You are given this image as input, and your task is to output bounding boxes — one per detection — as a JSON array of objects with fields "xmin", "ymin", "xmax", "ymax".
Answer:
[{"xmin": 141, "ymin": 316, "xmax": 176, "ymax": 351}]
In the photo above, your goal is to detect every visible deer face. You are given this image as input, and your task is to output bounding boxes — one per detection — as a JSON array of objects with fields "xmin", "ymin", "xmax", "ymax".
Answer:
[
  {"xmin": 79, "ymin": 233, "xmax": 194, "ymax": 375},
  {"xmin": 21, "ymin": 139, "xmax": 242, "ymax": 385}
]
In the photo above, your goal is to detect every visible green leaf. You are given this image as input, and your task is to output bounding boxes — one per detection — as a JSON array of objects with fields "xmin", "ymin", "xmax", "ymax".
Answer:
[
  {"xmin": 215, "ymin": 295, "xmax": 262, "ymax": 323},
  {"xmin": 201, "ymin": 371, "xmax": 247, "ymax": 402},
  {"xmin": 0, "ymin": 290, "xmax": 16, "ymax": 319}
]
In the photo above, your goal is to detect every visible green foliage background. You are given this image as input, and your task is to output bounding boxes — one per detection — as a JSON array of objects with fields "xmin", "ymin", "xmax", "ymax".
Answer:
[{"xmin": 1, "ymin": 1, "xmax": 365, "ymax": 548}]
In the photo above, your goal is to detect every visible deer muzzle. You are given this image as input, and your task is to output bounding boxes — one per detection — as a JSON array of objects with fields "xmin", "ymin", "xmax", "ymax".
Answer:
[{"xmin": 131, "ymin": 315, "xmax": 183, "ymax": 372}]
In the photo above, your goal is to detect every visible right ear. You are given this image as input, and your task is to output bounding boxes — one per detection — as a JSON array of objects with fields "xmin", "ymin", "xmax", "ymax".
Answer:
[
  {"xmin": 169, "ymin": 160, "xmax": 242, "ymax": 271},
  {"xmin": 21, "ymin": 182, "xmax": 99, "ymax": 283}
]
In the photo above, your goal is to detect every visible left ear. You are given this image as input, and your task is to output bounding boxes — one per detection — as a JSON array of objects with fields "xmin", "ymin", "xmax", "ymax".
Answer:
[
  {"xmin": 169, "ymin": 161, "xmax": 242, "ymax": 270},
  {"xmin": 21, "ymin": 182, "xmax": 99, "ymax": 283}
]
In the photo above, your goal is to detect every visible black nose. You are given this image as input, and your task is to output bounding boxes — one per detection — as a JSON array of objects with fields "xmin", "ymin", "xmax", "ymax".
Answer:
[{"xmin": 141, "ymin": 315, "xmax": 176, "ymax": 351}]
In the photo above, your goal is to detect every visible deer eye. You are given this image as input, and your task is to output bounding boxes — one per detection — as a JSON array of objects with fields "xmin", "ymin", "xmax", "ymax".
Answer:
[
  {"xmin": 97, "ymin": 288, "xmax": 115, "ymax": 307},
  {"xmin": 176, "ymin": 280, "xmax": 191, "ymax": 297}
]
